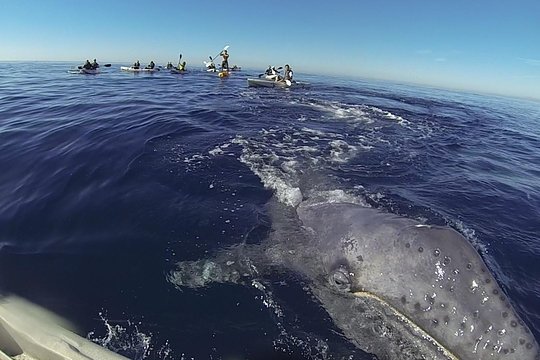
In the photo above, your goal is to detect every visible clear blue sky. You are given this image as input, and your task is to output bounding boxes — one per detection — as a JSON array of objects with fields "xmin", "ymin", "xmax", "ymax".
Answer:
[{"xmin": 1, "ymin": 0, "xmax": 539, "ymax": 100}]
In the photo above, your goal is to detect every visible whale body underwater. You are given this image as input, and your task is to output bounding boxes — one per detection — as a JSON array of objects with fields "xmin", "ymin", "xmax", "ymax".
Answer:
[{"xmin": 169, "ymin": 199, "xmax": 540, "ymax": 359}]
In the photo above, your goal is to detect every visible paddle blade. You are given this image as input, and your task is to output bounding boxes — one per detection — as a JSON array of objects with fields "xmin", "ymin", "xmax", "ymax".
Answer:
[
  {"xmin": 103, "ymin": 64, "xmax": 112, "ymax": 67},
  {"xmin": 285, "ymin": 80, "xmax": 292, "ymax": 86}
]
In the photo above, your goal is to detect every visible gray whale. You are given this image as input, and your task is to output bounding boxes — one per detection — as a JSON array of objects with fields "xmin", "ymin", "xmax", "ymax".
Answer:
[{"xmin": 169, "ymin": 199, "xmax": 540, "ymax": 359}]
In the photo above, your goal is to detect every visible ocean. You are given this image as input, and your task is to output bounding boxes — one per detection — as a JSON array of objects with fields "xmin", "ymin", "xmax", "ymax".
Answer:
[{"xmin": 0, "ymin": 62, "xmax": 539, "ymax": 359}]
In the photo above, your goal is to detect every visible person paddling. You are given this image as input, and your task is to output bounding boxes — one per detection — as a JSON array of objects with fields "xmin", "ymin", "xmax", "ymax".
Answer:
[
  {"xmin": 265, "ymin": 66, "xmax": 280, "ymax": 81},
  {"xmin": 145, "ymin": 61, "xmax": 155, "ymax": 69},
  {"xmin": 177, "ymin": 61, "xmax": 187, "ymax": 71},
  {"xmin": 132, "ymin": 60, "xmax": 140, "ymax": 69},
  {"xmin": 82, "ymin": 60, "xmax": 92, "ymax": 70},
  {"xmin": 91, "ymin": 59, "xmax": 99, "ymax": 70},
  {"xmin": 220, "ymin": 49, "xmax": 229, "ymax": 72},
  {"xmin": 283, "ymin": 64, "xmax": 293, "ymax": 82}
]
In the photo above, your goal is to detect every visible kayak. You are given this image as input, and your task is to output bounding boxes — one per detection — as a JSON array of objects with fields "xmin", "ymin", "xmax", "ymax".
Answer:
[
  {"xmin": 0, "ymin": 295, "xmax": 129, "ymax": 360},
  {"xmin": 170, "ymin": 68, "xmax": 186, "ymax": 74},
  {"xmin": 218, "ymin": 71, "xmax": 229, "ymax": 78},
  {"xmin": 81, "ymin": 68, "xmax": 99, "ymax": 75},
  {"xmin": 203, "ymin": 60, "xmax": 218, "ymax": 72},
  {"xmin": 247, "ymin": 78, "xmax": 309, "ymax": 88},
  {"xmin": 120, "ymin": 66, "xmax": 159, "ymax": 73},
  {"xmin": 68, "ymin": 68, "xmax": 100, "ymax": 75}
]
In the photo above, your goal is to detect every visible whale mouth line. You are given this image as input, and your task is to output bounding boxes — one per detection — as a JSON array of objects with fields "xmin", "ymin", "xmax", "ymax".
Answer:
[{"xmin": 352, "ymin": 291, "xmax": 459, "ymax": 360}]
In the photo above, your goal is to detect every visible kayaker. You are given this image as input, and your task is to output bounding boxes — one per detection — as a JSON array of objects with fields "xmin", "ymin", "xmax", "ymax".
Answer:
[
  {"xmin": 82, "ymin": 60, "xmax": 92, "ymax": 70},
  {"xmin": 133, "ymin": 60, "xmax": 140, "ymax": 69},
  {"xmin": 91, "ymin": 59, "xmax": 99, "ymax": 69},
  {"xmin": 177, "ymin": 61, "xmax": 187, "ymax": 71},
  {"xmin": 265, "ymin": 66, "xmax": 280, "ymax": 81},
  {"xmin": 220, "ymin": 49, "xmax": 229, "ymax": 71},
  {"xmin": 207, "ymin": 62, "xmax": 216, "ymax": 71},
  {"xmin": 146, "ymin": 61, "xmax": 155, "ymax": 69},
  {"xmin": 284, "ymin": 64, "xmax": 293, "ymax": 82}
]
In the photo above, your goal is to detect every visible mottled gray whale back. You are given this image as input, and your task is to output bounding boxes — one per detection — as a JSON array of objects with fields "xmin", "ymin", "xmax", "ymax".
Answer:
[
  {"xmin": 169, "ymin": 200, "xmax": 540, "ymax": 359},
  {"xmin": 297, "ymin": 201, "xmax": 539, "ymax": 359}
]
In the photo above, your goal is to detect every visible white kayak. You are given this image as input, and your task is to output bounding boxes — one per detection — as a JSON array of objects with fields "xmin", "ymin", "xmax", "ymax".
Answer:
[
  {"xmin": 68, "ymin": 68, "xmax": 100, "ymax": 75},
  {"xmin": 247, "ymin": 77, "xmax": 309, "ymax": 88},
  {"xmin": 203, "ymin": 60, "xmax": 218, "ymax": 72},
  {"xmin": 0, "ymin": 295, "xmax": 129, "ymax": 360},
  {"xmin": 120, "ymin": 66, "xmax": 159, "ymax": 73}
]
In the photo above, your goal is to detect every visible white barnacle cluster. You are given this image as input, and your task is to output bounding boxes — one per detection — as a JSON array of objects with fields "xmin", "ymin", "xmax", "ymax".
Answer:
[
  {"xmin": 470, "ymin": 279, "xmax": 479, "ymax": 292},
  {"xmin": 492, "ymin": 339, "xmax": 505, "ymax": 354},
  {"xmin": 473, "ymin": 335, "xmax": 483, "ymax": 353},
  {"xmin": 201, "ymin": 261, "xmax": 218, "ymax": 281},
  {"xmin": 472, "ymin": 325, "xmax": 510, "ymax": 357},
  {"xmin": 434, "ymin": 261, "xmax": 445, "ymax": 282}
]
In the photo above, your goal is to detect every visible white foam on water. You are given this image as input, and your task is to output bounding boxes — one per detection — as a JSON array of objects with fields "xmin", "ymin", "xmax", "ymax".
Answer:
[
  {"xmin": 240, "ymin": 151, "xmax": 303, "ymax": 207},
  {"xmin": 183, "ymin": 153, "xmax": 209, "ymax": 164},
  {"xmin": 303, "ymin": 189, "xmax": 369, "ymax": 208},
  {"xmin": 228, "ymin": 123, "xmax": 381, "ymax": 208},
  {"xmin": 329, "ymin": 139, "xmax": 358, "ymax": 163},
  {"xmin": 251, "ymin": 280, "xmax": 333, "ymax": 360},
  {"xmin": 368, "ymin": 105, "xmax": 411, "ymax": 126},
  {"xmin": 87, "ymin": 312, "xmax": 173, "ymax": 360},
  {"xmin": 233, "ymin": 134, "xmax": 304, "ymax": 207},
  {"xmin": 299, "ymin": 127, "xmax": 326, "ymax": 137},
  {"xmin": 208, "ymin": 142, "xmax": 232, "ymax": 156},
  {"xmin": 303, "ymin": 100, "xmax": 374, "ymax": 123},
  {"xmin": 300, "ymin": 99, "xmax": 411, "ymax": 129},
  {"xmin": 450, "ymin": 218, "xmax": 488, "ymax": 255}
]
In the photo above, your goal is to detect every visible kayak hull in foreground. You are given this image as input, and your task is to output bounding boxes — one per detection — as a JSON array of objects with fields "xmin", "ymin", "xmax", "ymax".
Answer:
[
  {"xmin": 247, "ymin": 78, "xmax": 309, "ymax": 88},
  {"xmin": 0, "ymin": 295, "xmax": 128, "ymax": 359},
  {"xmin": 120, "ymin": 66, "xmax": 159, "ymax": 73}
]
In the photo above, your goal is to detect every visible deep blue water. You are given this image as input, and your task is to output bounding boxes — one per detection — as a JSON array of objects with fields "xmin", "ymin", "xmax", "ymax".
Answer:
[{"xmin": 0, "ymin": 62, "xmax": 539, "ymax": 359}]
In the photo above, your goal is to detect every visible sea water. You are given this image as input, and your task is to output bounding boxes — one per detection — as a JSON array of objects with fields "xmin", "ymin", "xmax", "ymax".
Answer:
[{"xmin": 0, "ymin": 62, "xmax": 539, "ymax": 359}]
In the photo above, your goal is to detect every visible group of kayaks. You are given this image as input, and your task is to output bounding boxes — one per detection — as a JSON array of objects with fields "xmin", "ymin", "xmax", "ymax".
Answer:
[
  {"xmin": 69, "ymin": 63, "xmax": 309, "ymax": 89},
  {"xmin": 69, "ymin": 64, "xmax": 309, "ymax": 89}
]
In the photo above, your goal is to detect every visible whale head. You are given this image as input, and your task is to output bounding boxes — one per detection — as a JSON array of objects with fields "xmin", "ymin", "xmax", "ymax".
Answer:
[{"xmin": 295, "ymin": 201, "xmax": 540, "ymax": 359}]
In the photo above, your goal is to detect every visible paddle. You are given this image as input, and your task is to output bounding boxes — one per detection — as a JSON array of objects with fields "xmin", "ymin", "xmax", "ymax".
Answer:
[
  {"xmin": 211, "ymin": 45, "xmax": 229, "ymax": 62},
  {"xmin": 174, "ymin": 54, "xmax": 184, "ymax": 72}
]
